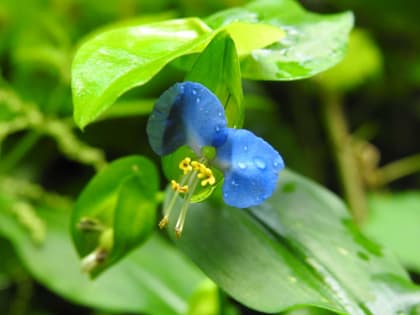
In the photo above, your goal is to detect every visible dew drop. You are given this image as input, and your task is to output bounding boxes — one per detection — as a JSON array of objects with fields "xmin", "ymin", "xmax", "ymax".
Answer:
[
  {"xmin": 192, "ymin": 89, "xmax": 197, "ymax": 95},
  {"xmin": 243, "ymin": 145, "xmax": 248, "ymax": 152},
  {"xmin": 215, "ymin": 125, "xmax": 220, "ymax": 132},
  {"xmin": 237, "ymin": 162, "xmax": 247, "ymax": 169},
  {"xmin": 217, "ymin": 111, "xmax": 223, "ymax": 117},
  {"xmin": 196, "ymin": 97, "xmax": 200, "ymax": 103},
  {"xmin": 223, "ymin": 192, "xmax": 229, "ymax": 198},
  {"xmin": 231, "ymin": 180, "xmax": 238, "ymax": 187},
  {"xmin": 254, "ymin": 157, "xmax": 266, "ymax": 170}
]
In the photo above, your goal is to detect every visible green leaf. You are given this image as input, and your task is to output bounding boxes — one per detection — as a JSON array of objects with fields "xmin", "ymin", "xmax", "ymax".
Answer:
[
  {"xmin": 186, "ymin": 31, "xmax": 244, "ymax": 128},
  {"xmin": 364, "ymin": 192, "xmax": 420, "ymax": 273},
  {"xmin": 206, "ymin": 0, "xmax": 354, "ymax": 80},
  {"xmin": 0, "ymin": 199, "xmax": 205, "ymax": 315},
  {"xmin": 315, "ymin": 29, "xmax": 383, "ymax": 92},
  {"xmin": 186, "ymin": 279, "xmax": 220, "ymax": 315},
  {"xmin": 72, "ymin": 18, "xmax": 213, "ymax": 129},
  {"xmin": 171, "ymin": 170, "xmax": 420, "ymax": 314},
  {"xmin": 71, "ymin": 155, "xmax": 159, "ymax": 276}
]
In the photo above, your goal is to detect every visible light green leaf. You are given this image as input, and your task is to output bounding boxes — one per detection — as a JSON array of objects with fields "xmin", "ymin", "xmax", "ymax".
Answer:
[
  {"xmin": 0, "ymin": 199, "xmax": 205, "ymax": 315},
  {"xmin": 364, "ymin": 192, "xmax": 420, "ymax": 273},
  {"xmin": 72, "ymin": 18, "xmax": 213, "ymax": 129},
  {"xmin": 206, "ymin": 0, "xmax": 354, "ymax": 80},
  {"xmin": 71, "ymin": 155, "xmax": 159, "ymax": 276},
  {"xmin": 315, "ymin": 29, "xmax": 383, "ymax": 92},
  {"xmin": 171, "ymin": 170, "xmax": 420, "ymax": 314}
]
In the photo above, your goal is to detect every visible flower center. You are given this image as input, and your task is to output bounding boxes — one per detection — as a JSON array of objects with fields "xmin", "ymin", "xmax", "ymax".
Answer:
[{"xmin": 159, "ymin": 156, "xmax": 216, "ymax": 238}]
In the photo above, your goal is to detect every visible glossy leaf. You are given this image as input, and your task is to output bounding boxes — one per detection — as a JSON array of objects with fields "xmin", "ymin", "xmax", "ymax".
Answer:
[
  {"xmin": 206, "ymin": 0, "xmax": 354, "ymax": 80},
  {"xmin": 172, "ymin": 170, "xmax": 420, "ymax": 314},
  {"xmin": 71, "ymin": 9, "xmax": 284, "ymax": 129},
  {"xmin": 364, "ymin": 192, "xmax": 420, "ymax": 273},
  {"xmin": 71, "ymin": 156, "xmax": 159, "ymax": 276},
  {"xmin": 72, "ymin": 18, "xmax": 213, "ymax": 129},
  {"xmin": 315, "ymin": 29, "xmax": 383, "ymax": 92},
  {"xmin": 0, "ymin": 198, "xmax": 205, "ymax": 315},
  {"xmin": 186, "ymin": 31, "xmax": 244, "ymax": 128}
]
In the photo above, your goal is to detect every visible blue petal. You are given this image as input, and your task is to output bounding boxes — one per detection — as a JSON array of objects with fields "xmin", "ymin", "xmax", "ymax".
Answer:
[
  {"xmin": 215, "ymin": 128, "xmax": 284, "ymax": 208},
  {"xmin": 146, "ymin": 82, "xmax": 228, "ymax": 156}
]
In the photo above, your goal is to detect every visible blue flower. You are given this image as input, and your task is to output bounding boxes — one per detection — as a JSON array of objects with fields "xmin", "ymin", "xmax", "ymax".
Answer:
[{"xmin": 147, "ymin": 81, "xmax": 284, "ymax": 237}]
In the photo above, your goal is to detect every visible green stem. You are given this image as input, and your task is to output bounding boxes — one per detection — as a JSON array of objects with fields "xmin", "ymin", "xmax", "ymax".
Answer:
[
  {"xmin": 321, "ymin": 91, "xmax": 367, "ymax": 224},
  {"xmin": 0, "ymin": 131, "xmax": 41, "ymax": 174},
  {"xmin": 8, "ymin": 273, "xmax": 33, "ymax": 315},
  {"xmin": 375, "ymin": 153, "xmax": 420, "ymax": 186}
]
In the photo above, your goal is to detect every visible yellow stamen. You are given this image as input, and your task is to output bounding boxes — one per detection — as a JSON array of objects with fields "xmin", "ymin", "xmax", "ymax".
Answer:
[
  {"xmin": 158, "ymin": 215, "xmax": 169, "ymax": 229},
  {"xmin": 171, "ymin": 180, "xmax": 189, "ymax": 193},
  {"xmin": 179, "ymin": 157, "xmax": 192, "ymax": 174},
  {"xmin": 191, "ymin": 160, "xmax": 200, "ymax": 170},
  {"xmin": 200, "ymin": 167, "xmax": 216, "ymax": 186}
]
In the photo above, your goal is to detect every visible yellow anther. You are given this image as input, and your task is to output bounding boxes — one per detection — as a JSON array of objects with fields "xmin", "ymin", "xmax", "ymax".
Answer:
[
  {"xmin": 198, "ymin": 167, "xmax": 216, "ymax": 187},
  {"xmin": 191, "ymin": 160, "xmax": 201, "ymax": 170},
  {"xmin": 171, "ymin": 180, "xmax": 189, "ymax": 193},
  {"xmin": 179, "ymin": 157, "xmax": 192, "ymax": 175}
]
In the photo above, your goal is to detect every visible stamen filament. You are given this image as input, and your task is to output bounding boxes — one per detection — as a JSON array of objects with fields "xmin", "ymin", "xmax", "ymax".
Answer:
[
  {"xmin": 159, "ymin": 171, "xmax": 193, "ymax": 229},
  {"xmin": 175, "ymin": 169, "xmax": 200, "ymax": 238}
]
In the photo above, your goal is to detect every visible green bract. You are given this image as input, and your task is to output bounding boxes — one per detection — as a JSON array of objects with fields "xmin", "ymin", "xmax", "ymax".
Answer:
[{"xmin": 71, "ymin": 156, "xmax": 159, "ymax": 276}]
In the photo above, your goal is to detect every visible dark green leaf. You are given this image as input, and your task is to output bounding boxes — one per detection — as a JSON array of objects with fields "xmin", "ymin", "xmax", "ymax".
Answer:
[
  {"xmin": 206, "ymin": 0, "xmax": 354, "ymax": 81},
  {"xmin": 71, "ymin": 155, "xmax": 159, "ymax": 276},
  {"xmin": 172, "ymin": 170, "xmax": 420, "ymax": 314}
]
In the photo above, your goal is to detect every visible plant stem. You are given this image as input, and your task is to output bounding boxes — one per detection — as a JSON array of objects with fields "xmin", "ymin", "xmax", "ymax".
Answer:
[
  {"xmin": 374, "ymin": 153, "xmax": 420, "ymax": 186},
  {"xmin": 321, "ymin": 91, "xmax": 367, "ymax": 224},
  {"xmin": 0, "ymin": 131, "xmax": 41, "ymax": 174}
]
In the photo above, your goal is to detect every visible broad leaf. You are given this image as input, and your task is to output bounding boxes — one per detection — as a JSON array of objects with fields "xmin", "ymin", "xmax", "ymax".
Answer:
[
  {"xmin": 0, "ymin": 199, "xmax": 205, "ymax": 315},
  {"xmin": 364, "ymin": 192, "xmax": 420, "ymax": 273},
  {"xmin": 72, "ymin": 18, "xmax": 213, "ymax": 129},
  {"xmin": 71, "ymin": 156, "xmax": 159, "ymax": 276},
  {"xmin": 315, "ymin": 29, "xmax": 382, "ymax": 92},
  {"xmin": 206, "ymin": 0, "xmax": 354, "ymax": 80},
  {"xmin": 172, "ymin": 170, "xmax": 420, "ymax": 314}
]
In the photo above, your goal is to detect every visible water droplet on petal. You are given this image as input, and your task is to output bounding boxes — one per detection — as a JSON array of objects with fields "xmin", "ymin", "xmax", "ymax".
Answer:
[
  {"xmin": 237, "ymin": 162, "xmax": 246, "ymax": 169},
  {"xmin": 217, "ymin": 111, "xmax": 223, "ymax": 117},
  {"xmin": 196, "ymin": 97, "xmax": 200, "ymax": 103},
  {"xmin": 231, "ymin": 180, "xmax": 238, "ymax": 187},
  {"xmin": 215, "ymin": 125, "xmax": 220, "ymax": 132},
  {"xmin": 223, "ymin": 192, "xmax": 229, "ymax": 198},
  {"xmin": 192, "ymin": 89, "xmax": 197, "ymax": 95},
  {"xmin": 243, "ymin": 145, "xmax": 248, "ymax": 152},
  {"xmin": 254, "ymin": 157, "xmax": 266, "ymax": 170}
]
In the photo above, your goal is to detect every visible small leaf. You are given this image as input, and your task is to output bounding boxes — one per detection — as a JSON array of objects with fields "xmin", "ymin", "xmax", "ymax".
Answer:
[
  {"xmin": 172, "ymin": 170, "xmax": 420, "ymax": 314},
  {"xmin": 71, "ymin": 155, "xmax": 159, "ymax": 276},
  {"xmin": 186, "ymin": 31, "xmax": 244, "ymax": 128},
  {"xmin": 206, "ymin": 0, "xmax": 354, "ymax": 80}
]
